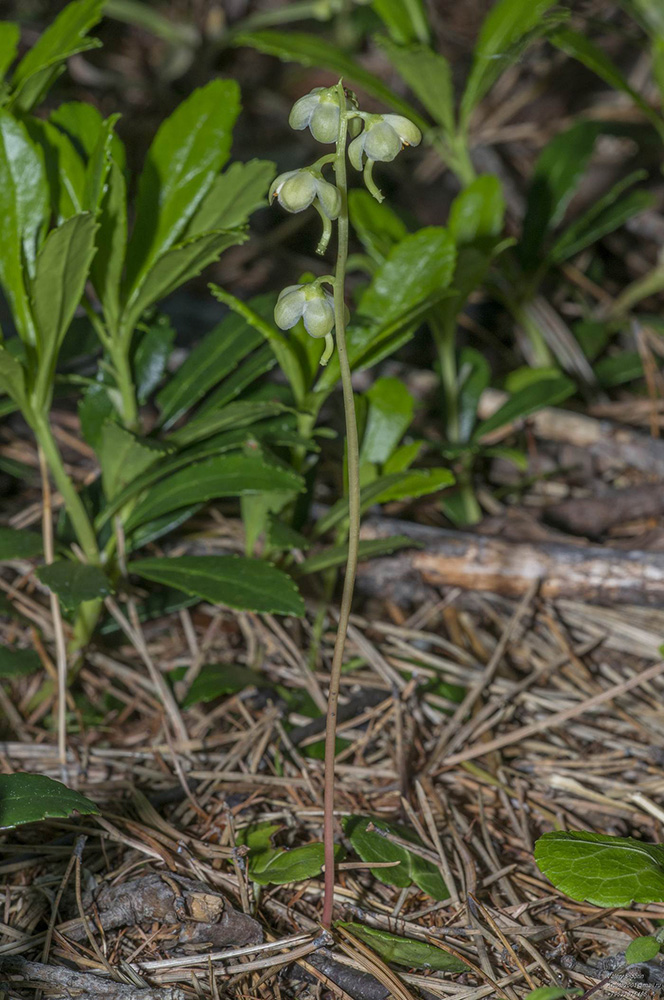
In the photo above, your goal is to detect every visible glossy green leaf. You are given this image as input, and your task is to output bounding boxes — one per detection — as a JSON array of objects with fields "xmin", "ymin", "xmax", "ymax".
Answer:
[
  {"xmin": 0, "ymin": 773, "xmax": 99, "ymax": 829},
  {"xmin": 0, "ymin": 646, "xmax": 42, "ymax": 678},
  {"xmin": 233, "ymin": 31, "xmax": 425, "ymax": 131},
  {"xmin": 123, "ymin": 229, "xmax": 246, "ymax": 338},
  {"xmin": 0, "ymin": 110, "xmax": 48, "ymax": 342},
  {"xmin": 457, "ymin": 347, "xmax": 491, "ymax": 444},
  {"xmin": 595, "ymin": 351, "xmax": 643, "ymax": 387},
  {"xmin": 126, "ymin": 454, "xmax": 303, "ymax": 529},
  {"xmin": 130, "ymin": 554, "xmax": 305, "ymax": 616},
  {"xmin": 10, "ymin": 0, "xmax": 103, "ymax": 112},
  {"xmin": 460, "ymin": 0, "xmax": 560, "ymax": 126},
  {"xmin": 185, "ymin": 159, "xmax": 275, "ymax": 236},
  {"xmin": 51, "ymin": 100, "xmax": 102, "ymax": 158},
  {"xmin": 473, "ymin": 376, "xmax": 575, "ymax": 440},
  {"xmin": 181, "ymin": 663, "xmax": 269, "ymax": 708},
  {"xmin": 31, "ymin": 213, "xmax": 98, "ymax": 375},
  {"xmin": 83, "ymin": 113, "xmax": 120, "ymax": 213},
  {"xmin": 339, "ymin": 924, "xmax": 468, "ymax": 973},
  {"xmin": 167, "ymin": 399, "xmax": 284, "ymax": 449},
  {"xmin": 524, "ymin": 990, "xmax": 581, "ymax": 1000},
  {"xmin": 296, "ymin": 536, "xmax": 418, "ymax": 576},
  {"xmin": 124, "ymin": 79, "xmax": 241, "ymax": 291},
  {"xmin": 358, "ymin": 227, "xmax": 456, "ymax": 326},
  {"xmin": 249, "ymin": 842, "xmax": 342, "ymax": 885},
  {"xmin": 91, "ymin": 155, "xmax": 126, "ymax": 329},
  {"xmin": 361, "ymin": 377, "xmax": 414, "ymax": 465},
  {"xmin": 24, "ymin": 117, "xmax": 86, "ymax": 222},
  {"xmin": 449, "ymin": 175, "xmax": 505, "ymax": 246},
  {"xmin": 349, "ymin": 188, "xmax": 408, "ymax": 265},
  {"xmin": 0, "ymin": 22, "xmax": 20, "ymax": 78},
  {"xmin": 195, "ymin": 343, "xmax": 276, "ymax": 416},
  {"xmin": 534, "ymin": 831, "xmax": 664, "ymax": 906},
  {"xmin": 97, "ymin": 422, "xmax": 166, "ymax": 500},
  {"xmin": 372, "ymin": 0, "xmax": 430, "ymax": 44},
  {"xmin": 78, "ymin": 382, "xmax": 115, "ymax": 450},
  {"xmin": 378, "ymin": 38, "xmax": 453, "ymax": 135},
  {"xmin": 344, "ymin": 815, "xmax": 449, "ymax": 899},
  {"xmin": 383, "ymin": 439, "xmax": 423, "ymax": 473},
  {"xmin": 0, "ymin": 526, "xmax": 43, "ymax": 560},
  {"xmin": 37, "ymin": 561, "xmax": 112, "ymax": 612},
  {"xmin": 625, "ymin": 935, "xmax": 660, "ymax": 964},
  {"xmin": 236, "ymin": 820, "xmax": 281, "ymax": 853},
  {"xmin": 134, "ymin": 315, "xmax": 175, "ymax": 402}
]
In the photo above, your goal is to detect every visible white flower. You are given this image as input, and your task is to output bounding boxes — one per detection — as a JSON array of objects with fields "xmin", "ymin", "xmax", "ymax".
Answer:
[
  {"xmin": 274, "ymin": 283, "xmax": 335, "ymax": 339},
  {"xmin": 269, "ymin": 168, "xmax": 341, "ymax": 218},
  {"xmin": 349, "ymin": 114, "xmax": 422, "ymax": 170},
  {"xmin": 289, "ymin": 86, "xmax": 349, "ymax": 143}
]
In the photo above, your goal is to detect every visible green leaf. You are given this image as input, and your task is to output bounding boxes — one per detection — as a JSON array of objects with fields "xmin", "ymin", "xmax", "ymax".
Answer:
[
  {"xmin": 134, "ymin": 315, "xmax": 175, "ymax": 402},
  {"xmin": 361, "ymin": 377, "xmax": 414, "ymax": 466},
  {"xmin": 195, "ymin": 343, "xmax": 276, "ymax": 416},
  {"xmin": 460, "ymin": 0, "xmax": 560, "ymax": 126},
  {"xmin": 372, "ymin": 0, "xmax": 430, "ymax": 44},
  {"xmin": 457, "ymin": 347, "xmax": 491, "ymax": 444},
  {"xmin": 0, "ymin": 526, "xmax": 43, "ymax": 560},
  {"xmin": 371, "ymin": 468, "xmax": 454, "ymax": 504},
  {"xmin": 83, "ymin": 113, "xmax": 120, "ymax": 213},
  {"xmin": 378, "ymin": 38, "xmax": 453, "ymax": 135},
  {"xmin": 78, "ymin": 382, "xmax": 115, "ymax": 450},
  {"xmin": 0, "ymin": 346, "xmax": 27, "ymax": 407},
  {"xmin": 449, "ymin": 175, "xmax": 505, "ymax": 246},
  {"xmin": 51, "ymin": 100, "xmax": 103, "ymax": 159},
  {"xmin": 122, "ymin": 229, "xmax": 246, "ymax": 335},
  {"xmin": 126, "ymin": 453, "xmax": 303, "ymax": 530},
  {"xmin": 0, "ymin": 646, "xmax": 42, "ymax": 678},
  {"xmin": 0, "ymin": 22, "xmax": 20, "ymax": 79},
  {"xmin": 10, "ymin": 0, "xmax": 103, "ymax": 113},
  {"xmin": 157, "ymin": 309, "xmax": 264, "ymax": 426},
  {"xmin": 296, "ymin": 536, "xmax": 419, "ymax": 576},
  {"xmin": 185, "ymin": 159, "xmax": 275, "ymax": 236},
  {"xmin": 91, "ymin": 155, "xmax": 126, "ymax": 329},
  {"xmin": 24, "ymin": 117, "xmax": 86, "ymax": 223},
  {"xmin": 595, "ymin": 351, "xmax": 643, "ymax": 387},
  {"xmin": 37, "ymin": 561, "xmax": 112, "ymax": 613},
  {"xmin": 344, "ymin": 815, "xmax": 449, "ymax": 899},
  {"xmin": 625, "ymin": 935, "xmax": 660, "ymax": 964},
  {"xmin": 339, "ymin": 924, "xmax": 468, "ymax": 973},
  {"xmin": 249, "ymin": 842, "xmax": 342, "ymax": 885},
  {"xmin": 234, "ymin": 32, "xmax": 425, "ymax": 131},
  {"xmin": 236, "ymin": 820, "xmax": 281, "ymax": 853},
  {"xmin": 167, "ymin": 399, "xmax": 285, "ymax": 448},
  {"xmin": 0, "ymin": 773, "xmax": 99, "ymax": 829},
  {"xmin": 473, "ymin": 376, "xmax": 575, "ymax": 440},
  {"xmin": 181, "ymin": 663, "xmax": 269, "ymax": 708},
  {"xmin": 0, "ymin": 110, "xmax": 48, "ymax": 342},
  {"xmin": 534, "ymin": 831, "xmax": 664, "ymax": 906},
  {"xmin": 124, "ymin": 79, "xmax": 241, "ymax": 291},
  {"xmin": 348, "ymin": 188, "xmax": 408, "ymax": 265},
  {"xmin": 358, "ymin": 227, "xmax": 456, "ymax": 325},
  {"xmin": 383, "ymin": 439, "xmax": 423, "ymax": 473},
  {"xmin": 31, "ymin": 213, "xmax": 98, "ymax": 377},
  {"xmin": 524, "ymin": 990, "xmax": 582, "ymax": 1000},
  {"xmin": 97, "ymin": 422, "xmax": 166, "ymax": 500},
  {"xmin": 130, "ymin": 555, "xmax": 305, "ymax": 616}
]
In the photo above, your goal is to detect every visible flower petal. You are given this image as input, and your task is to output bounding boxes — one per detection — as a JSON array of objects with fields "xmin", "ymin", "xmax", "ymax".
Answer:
[
  {"xmin": 302, "ymin": 296, "xmax": 335, "ymax": 338},
  {"xmin": 269, "ymin": 169, "xmax": 298, "ymax": 201},
  {"xmin": 314, "ymin": 177, "xmax": 341, "ymax": 219},
  {"xmin": 382, "ymin": 114, "xmax": 422, "ymax": 147},
  {"xmin": 310, "ymin": 103, "xmax": 340, "ymax": 143},
  {"xmin": 363, "ymin": 121, "xmax": 401, "ymax": 162},
  {"xmin": 279, "ymin": 171, "xmax": 317, "ymax": 212},
  {"xmin": 288, "ymin": 91, "xmax": 322, "ymax": 131},
  {"xmin": 348, "ymin": 133, "xmax": 366, "ymax": 171},
  {"xmin": 274, "ymin": 286, "xmax": 305, "ymax": 330}
]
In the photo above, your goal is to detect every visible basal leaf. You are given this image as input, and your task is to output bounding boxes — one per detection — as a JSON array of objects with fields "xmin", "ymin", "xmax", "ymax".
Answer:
[
  {"xmin": 37, "ymin": 561, "xmax": 112, "ymax": 613},
  {"xmin": 339, "ymin": 924, "xmax": 468, "ymax": 973},
  {"xmin": 249, "ymin": 842, "xmax": 342, "ymax": 885},
  {"xmin": 0, "ymin": 646, "xmax": 42, "ymax": 678},
  {"xmin": 185, "ymin": 159, "xmax": 275, "ymax": 236},
  {"xmin": 473, "ymin": 376, "xmax": 575, "ymax": 440},
  {"xmin": 625, "ymin": 936, "xmax": 660, "ymax": 964},
  {"xmin": 360, "ymin": 377, "xmax": 414, "ymax": 466},
  {"xmin": 97, "ymin": 422, "xmax": 167, "ymax": 500},
  {"xmin": 378, "ymin": 37, "xmax": 453, "ymax": 135},
  {"xmin": 0, "ymin": 773, "xmax": 99, "ymax": 829},
  {"xmin": 0, "ymin": 526, "xmax": 43, "ymax": 560},
  {"xmin": 344, "ymin": 815, "xmax": 449, "ymax": 899},
  {"xmin": 534, "ymin": 831, "xmax": 664, "ymax": 906},
  {"xmin": 130, "ymin": 554, "xmax": 305, "ymax": 616},
  {"xmin": 181, "ymin": 663, "xmax": 269, "ymax": 708}
]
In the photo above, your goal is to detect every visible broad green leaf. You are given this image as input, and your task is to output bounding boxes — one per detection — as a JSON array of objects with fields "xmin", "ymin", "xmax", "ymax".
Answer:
[
  {"xmin": 0, "ymin": 646, "xmax": 42, "ymax": 678},
  {"xmin": 372, "ymin": 0, "xmax": 430, "ymax": 44},
  {"xmin": 83, "ymin": 113, "xmax": 120, "ymax": 213},
  {"xmin": 249, "ymin": 842, "xmax": 342, "ymax": 885},
  {"xmin": 51, "ymin": 100, "xmax": 103, "ymax": 159},
  {"xmin": 78, "ymin": 382, "xmax": 115, "ymax": 449},
  {"xmin": 25, "ymin": 117, "xmax": 86, "ymax": 222},
  {"xmin": 37, "ymin": 561, "xmax": 112, "ymax": 613},
  {"xmin": 457, "ymin": 347, "xmax": 491, "ymax": 444},
  {"xmin": 358, "ymin": 228, "xmax": 456, "ymax": 325},
  {"xmin": 0, "ymin": 526, "xmax": 42, "ymax": 560},
  {"xmin": 124, "ymin": 79, "xmax": 241, "ymax": 291},
  {"xmin": 296, "ymin": 536, "xmax": 418, "ymax": 576},
  {"xmin": 339, "ymin": 924, "xmax": 468, "ymax": 973},
  {"xmin": 128, "ymin": 505, "xmax": 203, "ymax": 553},
  {"xmin": 595, "ymin": 351, "xmax": 643, "ymax": 387},
  {"xmin": 91, "ymin": 155, "xmax": 126, "ymax": 329},
  {"xmin": 97, "ymin": 422, "xmax": 166, "ymax": 500},
  {"xmin": 349, "ymin": 188, "xmax": 408, "ymax": 264},
  {"xmin": 625, "ymin": 936, "xmax": 660, "ymax": 964},
  {"xmin": 31, "ymin": 213, "xmax": 98, "ymax": 378},
  {"xmin": 233, "ymin": 31, "xmax": 426, "ymax": 131},
  {"xmin": 0, "ymin": 22, "xmax": 20, "ymax": 79},
  {"xmin": 130, "ymin": 554, "xmax": 305, "ymax": 616},
  {"xmin": 195, "ymin": 343, "xmax": 276, "ymax": 416},
  {"xmin": 125, "ymin": 454, "xmax": 304, "ymax": 530},
  {"xmin": 181, "ymin": 663, "xmax": 269, "ymax": 708},
  {"xmin": 0, "ymin": 773, "xmax": 99, "ymax": 829},
  {"xmin": 134, "ymin": 315, "xmax": 175, "ymax": 402},
  {"xmin": 378, "ymin": 37, "xmax": 453, "ymax": 135},
  {"xmin": 185, "ymin": 159, "xmax": 275, "ymax": 236},
  {"xmin": 122, "ymin": 229, "xmax": 246, "ymax": 335},
  {"xmin": 460, "ymin": 0, "xmax": 560, "ymax": 126},
  {"xmin": 344, "ymin": 815, "xmax": 449, "ymax": 899},
  {"xmin": 236, "ymin": 820, "xmax": 281, "ymax": 853},
  {"xmin": 242, "ymin": 486, "xmax": 293, "ymax": 557},
  {"xmin": 534, "ymin": 831, "xmax": 664, "ymax": 906},
  {"xmin": 524, "ymin": 990, "xmax": 581, "ymax": 1000},
  {"xmin": 361, "ymin": 377, "xmax": 414, "ymax": 465},
  {"xmin": 449, "ymin": 175, "xmax": 505, "ymax": 246},
  {"xmin": 473, "ymin": 376, "xmax": 575, "ymax": 440},
  {"xmin": 0, "ymin": 110, "xmax": 48, "ymax": 341},
  {"xmin": 383, "ymin": 440, "xmax": 423, "ymax": 473},
  {"xmin": 0, "ymin": 346, "xmax": 27, "ymax": 407},
  {"xmin": 157, "ymin": 311, "xmax": 264, "ymax": 426}
]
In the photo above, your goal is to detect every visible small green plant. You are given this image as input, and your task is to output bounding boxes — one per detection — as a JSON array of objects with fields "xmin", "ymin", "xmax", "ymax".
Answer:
[{"xmin": 0, "ymin": 773, "xmax": 98, "ymax": 829}]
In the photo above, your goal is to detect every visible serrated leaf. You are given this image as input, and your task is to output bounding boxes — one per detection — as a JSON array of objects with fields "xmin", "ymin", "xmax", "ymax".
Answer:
[
  {"xmin": 361, "ymin": 377, "xmax": 414, "ymax": 466},
  {"xmin": 37, "ymin": 561, "xmax": 112, "ymax": 613},
  {"xmin": 339, "ymin": 923, "xmax": 468, "ymax": 973},
  {"xmin": 185, "ymin": 159, "xmax": 275, "ymax": 236},
  {"xmin": 0, "ymin": 526, "xmax": 43, "ymax": 560},
  {"xmin": 535, "ymin": 831, "xmax": 664, "ymax": 906},
  {"xmin": 0, "ymin": 646, "xmax": 42, "ymax": 677},
  {"xmin": 249, "ymin": 842, "xmax": 342, "ymax": 885},
  {"xmin": 0, "ymin": 773, "xmax": 99, "ymax": 829},
  {"xmin": 473, "ymin": 376, "xmax": 575, "ymax": 440},
  {"xmin": 296, "ymin": 536, "xmax": 419, "ymax": 576},
  {"xmin": 378, "ymin": 37, "xmax": 453, "ymax": 135},
  {"xmin": 344, "ymin": 815, "xmax": 449, "ymax": 899},
  {"xmin": 181, "ymin": 663, "xmax": 269, "ymax": 708},
  {"xmin": 167, "ymin": 400, "xmax": 285, "ymax": 448},
  {"xmin": 124, "ymin": 79, "xmax": 241, "ymax": 292},
  {"xmin": 125, "ymin": 454, "xmax": 303, "ymax": 530},
  {"xmin": 130, "ymin": 554, "xmax": 305, "ymax": 616},
  {"xmin": 91, "ymin": 155, "xmax": 126, "ymax": 329},
  {"xmin": 134, "ymin": 315, "xmax": 175, "ymax": 402},
  {"xmin": 348, "ymin": 188, "xmax": 408, "ymax": 265},
  {"xmin": 83, "ymin": 113, "xmax": 120, "ymax": 213},
  {"xmin": 625, "ymin": 935, "xmax": 660, "ymax": 964},
  {"xmin": 97, "ymin": 422, "xmax": 166, "ymax": 500}
]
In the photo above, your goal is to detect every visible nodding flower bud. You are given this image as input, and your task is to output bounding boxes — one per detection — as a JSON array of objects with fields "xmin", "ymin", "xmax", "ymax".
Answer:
[
  {"xmin": 269, "ymin": 168, "xmax": 341, "ymax": 219},
  {"xmin": 274, "ymin": 283, "xmax": 335, "ymax": 340},
  {"xmin": 349, "ymin": 113, "xmax": 422, "ymax": 169},
  {"xmin": 289, "ymin": 86, "xmax": 354, "ymax": 143}
]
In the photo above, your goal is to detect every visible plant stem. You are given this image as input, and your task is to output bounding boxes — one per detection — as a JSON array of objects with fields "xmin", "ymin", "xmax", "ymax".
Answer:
[
  {"xmin": 321, "ymin": 80, "xmax": 361, "ymax": 929},
  {"xmin": 111, "ymin": 344, "xmax": 139, "ymax": 431},
  {"xmin": 431, "ymin": 313, "xmax": 459, "ymax": 444}
]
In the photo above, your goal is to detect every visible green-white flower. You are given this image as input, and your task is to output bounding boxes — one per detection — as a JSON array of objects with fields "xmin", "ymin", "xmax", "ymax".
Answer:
[
  {"xmin": 349, "ymin": 113, "xmax": 422, "ymax": 169},
  {"xmin": 274, "ymin": 283, "xmax": 335, "ymax": 339},
  {"xmin": 270, "ymin": 168, "xmax": 341, "ymax": 218},
  {"xmin": 289, "ymin": 86, "xmax": 351, "ymax": 143}
]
